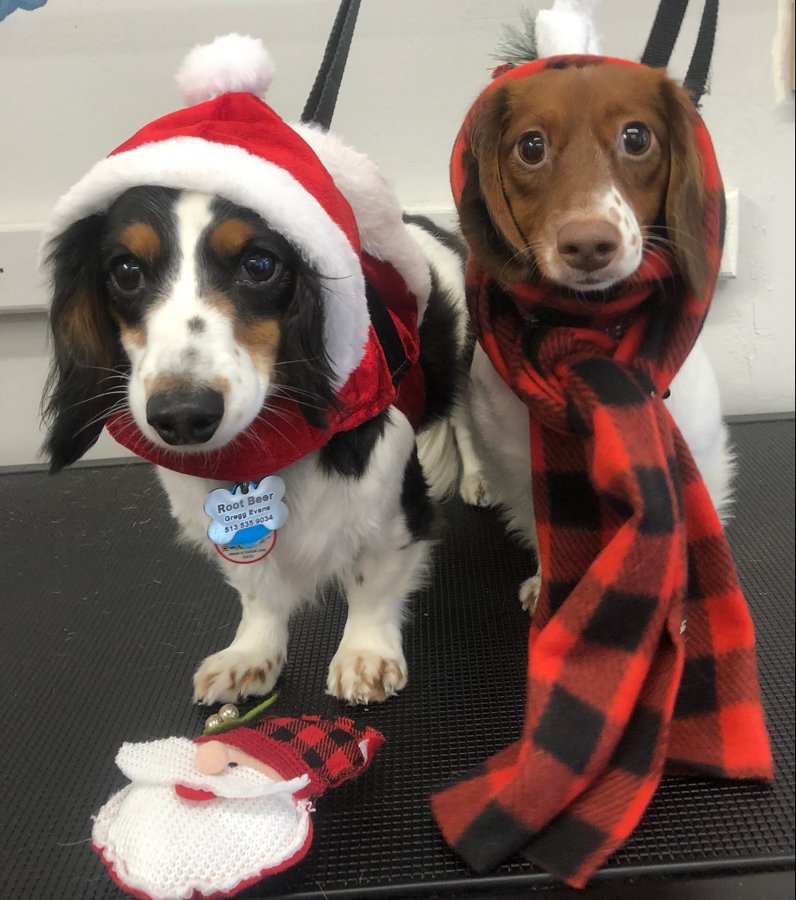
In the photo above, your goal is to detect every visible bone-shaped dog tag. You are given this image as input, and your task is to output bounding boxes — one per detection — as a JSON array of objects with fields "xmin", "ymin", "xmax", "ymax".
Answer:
[{"xmin": 204, "ymin": 477, "xmax": 288, "ymax": 547}]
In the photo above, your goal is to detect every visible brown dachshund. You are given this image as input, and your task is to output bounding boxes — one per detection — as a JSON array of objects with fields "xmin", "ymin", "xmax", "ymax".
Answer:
[{"xmin": 456, "ymin": 61, "xmax": 733, "ymax": 612}]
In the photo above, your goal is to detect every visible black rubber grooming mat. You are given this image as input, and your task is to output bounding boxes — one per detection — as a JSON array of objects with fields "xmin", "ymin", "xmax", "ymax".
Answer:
[{"xmin": 1, "ymin": 420, "xmax": 793, "ymax": 899}]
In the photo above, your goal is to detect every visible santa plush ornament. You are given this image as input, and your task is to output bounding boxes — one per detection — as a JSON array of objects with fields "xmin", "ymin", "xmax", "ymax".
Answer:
[{"xmin": 92, "ymin": 715, "xmax": 384, "ymax": 900}]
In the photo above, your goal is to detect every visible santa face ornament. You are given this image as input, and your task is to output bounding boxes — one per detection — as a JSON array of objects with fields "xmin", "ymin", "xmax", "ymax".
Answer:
[
  {"xmin": 92, "ymin": 716, "xmax": 384, "ymax": 900},
  {"xmin": 92, "ymin": 736, "xmax": 312, "ymax": 899}
]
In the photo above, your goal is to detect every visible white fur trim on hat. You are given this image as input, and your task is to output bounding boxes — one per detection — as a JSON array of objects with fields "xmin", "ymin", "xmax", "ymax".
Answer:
[
  {"xmin": 42, "ymin": 136, "xmax": 368, "ymax": 386},
  {"xmin": 295, "ymin": 124, "xmax": 432, "ymax": 322},
  {"xmin": 176, "ymin": 33, "xmax": 275, "ymax": 105}
]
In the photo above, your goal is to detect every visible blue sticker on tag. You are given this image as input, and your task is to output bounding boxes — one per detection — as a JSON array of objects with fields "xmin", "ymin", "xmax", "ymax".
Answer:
[
  {"xmin": 204, "ymin": 477, "xmax": 288, "ymax": 547},
  {"xmin": 226, "ymin": 524, "xmax": 270, "ymax": 547}
]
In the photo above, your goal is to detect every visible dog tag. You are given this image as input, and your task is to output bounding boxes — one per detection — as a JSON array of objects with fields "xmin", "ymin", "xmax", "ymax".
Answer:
[{"xmin": 204, "ymin": 477, "xmax": 288, "ymax": 563}]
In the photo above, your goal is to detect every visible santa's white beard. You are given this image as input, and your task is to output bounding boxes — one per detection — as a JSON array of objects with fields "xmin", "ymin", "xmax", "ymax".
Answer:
[{"xmin": 92, "ymin": 738, "xmax": 312, "ymax": 900}]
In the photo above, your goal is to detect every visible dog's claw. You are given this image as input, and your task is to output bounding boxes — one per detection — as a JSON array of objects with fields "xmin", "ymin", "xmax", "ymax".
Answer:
[
  {"xmin": 519, "ymin": 573, "xmax": 542, "ymax": 615},
  {"xmin": 460, "ymin": 472, "xmax": 493, "ymax": 507},
  {"xmin": 326, "ymin": 649, "xmax": 407, "ymax": 705},
  {"xmin": 193, "ymin": 648, "xmax": 285, "ymax": 705}
]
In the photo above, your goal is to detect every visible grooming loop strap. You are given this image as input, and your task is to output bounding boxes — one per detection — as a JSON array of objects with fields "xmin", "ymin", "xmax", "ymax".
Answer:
[{"xmin": 641, "ymin": 0, "xmax": 719, "ymax": 104}]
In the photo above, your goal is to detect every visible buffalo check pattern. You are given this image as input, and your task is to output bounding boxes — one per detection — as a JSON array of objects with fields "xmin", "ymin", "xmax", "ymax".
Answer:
[
  {"xmin": 197, "ymin": 715, "xmax": 384, "ymax": 800},
  {"xmin": 433, "ymin": 55, "xmax": 773, "ymax": 889}
]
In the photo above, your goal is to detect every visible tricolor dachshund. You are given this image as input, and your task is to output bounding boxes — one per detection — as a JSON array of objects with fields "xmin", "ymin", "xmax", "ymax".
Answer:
[{"xmin": 40, "ymin": 35, "xmax": 467, "ymax": 706}]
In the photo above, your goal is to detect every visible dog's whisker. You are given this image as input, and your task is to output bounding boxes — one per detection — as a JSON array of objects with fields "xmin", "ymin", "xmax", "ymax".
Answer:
[
  {"xmin": 79, "ymin": 364, "xmax": 131, "ymax": 378},
  {"xmin": 240, "ymin": 428, "xmax": 264, "ymax": 455},
  {"xmin": 72, "ymin": 398, "xmax": 129, "ymax": 438},
  {"xmin": 254, "ymin": 412, "xmax": 301, "ymax": 454},
  {"xmin": 642, "ymin": 227, "xmax": 702, "ymax": 269},
  {"xmin": 500, "ymin": 239, "xmax": 544, "ymax": 281},
  {"xmin": 261, "ymin": 399, "xmax": 303, "ymax": 427},
  {"xmin": 64, "ymin": 389, "xmax": 128, "ymax": 412},
  {"xmin": 269, "ymin": 388, "xmax": 328, "ymax": 413},
  {"xmin": 97, "ymin": 374, "xmax": 131, "ymax": 386},
  {"xmin": 259, "ymin": 404, "xmax": 302, "ymax": 434},
  {"xmin": 271, "ymin": 356, "xmax": 325, "ymax": 369},
  {"xmin": 270, "ymin": 383, "xmax": 327, "ymax": 400}
]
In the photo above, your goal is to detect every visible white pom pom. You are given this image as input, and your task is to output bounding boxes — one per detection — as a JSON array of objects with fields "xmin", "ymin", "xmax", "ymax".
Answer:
[
  {"xmin": 536, "ymin": 0, "xmax": 602, "ymax": 57},
  {"xmin": 176, "ymin": 33, "xmax": 275, "ymax": 105}
]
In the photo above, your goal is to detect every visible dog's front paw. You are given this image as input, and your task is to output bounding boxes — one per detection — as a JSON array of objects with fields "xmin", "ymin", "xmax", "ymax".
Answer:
[
  {"xmin": 519, "ymin": 572, "xmax": 542, "ymax": 615},
  {"xmin": 193, "ymin": 647, "xmax": 285, "ymax": 704},
  {"xmin": 459, "ymin": 471, "xmax": 493, "ymax": 507},
  {"xmin": 327, "ymin": 647, "xmax": 407, "ymax": 705}
]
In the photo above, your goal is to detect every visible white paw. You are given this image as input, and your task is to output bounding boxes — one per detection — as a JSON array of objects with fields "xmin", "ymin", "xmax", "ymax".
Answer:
[
  {"xmin": 327, "ymin": 647, "xmax": 407, "ymax": 705},
  {"xmin": 519, "ymin": 572, "xmax": 542, "ymax": 615},
  {"xmin": 193, "ymin": 647, "xmax": 285, "ymax": 704},
  {"xmin": 459, "ymin": 471, "xmax": 493, "ymax": 507}
]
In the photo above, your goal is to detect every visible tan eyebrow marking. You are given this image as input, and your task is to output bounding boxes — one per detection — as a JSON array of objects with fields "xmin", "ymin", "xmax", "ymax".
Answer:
[
  {"xmin": 204, "ymin": 290, "xmax": 283, "ymax": 378},
  {"xmin": 115, "ymin": 319, "xmax": 146, "ymax": 348},
  {"xmin": 234, "ymin": 318, "xmax": 282, "ymax": 379},
  {"xmin": 209, "ymin": 218, "xmax": 256, "ymax": 257},
  {"xmin": 120, "ymin": 222, "xmax": 161, "ymax": 263}
]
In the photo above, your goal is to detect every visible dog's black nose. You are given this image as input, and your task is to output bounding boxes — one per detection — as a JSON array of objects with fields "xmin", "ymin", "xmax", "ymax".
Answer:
[
  {"xmin": 557, "ymin": 220, "xmax": 620, "ymax": 272},
  {"xmin": 146, "ymin": 388, "xmax": 224, "ymax": 446}
]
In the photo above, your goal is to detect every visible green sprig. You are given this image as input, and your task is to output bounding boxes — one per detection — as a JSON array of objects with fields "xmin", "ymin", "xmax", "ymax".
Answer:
[
  {"xmin": 202, "ymin": 691, "xmax": 280, "ymax": 736},
  {"xmin": 492, "ymin": 8, "xmax": 539, "ymax": 67}
]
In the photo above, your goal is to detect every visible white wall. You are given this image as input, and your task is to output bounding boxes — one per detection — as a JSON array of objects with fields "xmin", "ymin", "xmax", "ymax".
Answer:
[{"xmin": 0, "ymin": 0, "xmax": 793, "ymax": 466}]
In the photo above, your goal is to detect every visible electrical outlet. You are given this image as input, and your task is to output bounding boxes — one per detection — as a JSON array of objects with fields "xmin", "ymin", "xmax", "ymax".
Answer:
[
  {"xmin": 720, "ymin": 188, "xmax": 739, "ymax": 279},
  {"xmin": 0, "ymin": 225, "xmax": 47, "ymax": 313}
]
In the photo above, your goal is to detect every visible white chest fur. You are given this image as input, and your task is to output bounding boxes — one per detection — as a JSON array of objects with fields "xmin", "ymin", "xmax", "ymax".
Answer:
[{"xmin": 155, "ymin": 407, "xmax": 428, "ymax": 706}]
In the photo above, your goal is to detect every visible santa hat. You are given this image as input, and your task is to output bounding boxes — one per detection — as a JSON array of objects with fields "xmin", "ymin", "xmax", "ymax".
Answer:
[
  {"xmin": 194, "ymin": 715, "xmax": 385, "ymax": 800},
  {"xmin": 42, "ymin": 33, "xmax": 368, "ymax": 388}
]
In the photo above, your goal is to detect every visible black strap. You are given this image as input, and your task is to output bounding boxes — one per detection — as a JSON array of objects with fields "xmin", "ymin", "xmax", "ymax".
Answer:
[
  {"xmin": 641, "ymin": 0, "xmax": 719, "ymax": 105},
  {"xmin": 682, "ymin": 0, "xmax": 719, "ymax": 104},
  {"xmin": 301, "ymin": 3, "xmax": 406, "ymax": 386},
  {"xmin": 641, "ymin": 0, "xmax": 689, "ymax": 69},
  {"xmin": 366, "ymin": 283, "xmax": 411, "ymax": 387},
  {"xmin": 301, "ymin": 0, "xmax": 362, "ymax": 129}
]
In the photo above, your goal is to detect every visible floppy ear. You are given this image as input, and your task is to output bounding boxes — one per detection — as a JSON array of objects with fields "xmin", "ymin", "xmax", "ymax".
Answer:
[
  {"xmin": 458, "ymin": 84, "xmax": 530, "ymax": 282},
  {"xmin": 275, "ymin": 269, "xmax": 338, "ymax": 430},
  {"xmin": 42, "ymin": 214, "xmax": 125, "ymax": 472},
  {"xmin": 662, "ymin": 79, "xmax": 712, "ymax": 296}
]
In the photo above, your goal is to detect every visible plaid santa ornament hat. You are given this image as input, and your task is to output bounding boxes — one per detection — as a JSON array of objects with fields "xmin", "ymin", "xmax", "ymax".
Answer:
[
  {"xmin": 194, "ymin": 714, "xmax": 385, "ymax": 800},
  {"xmin": 43, "ymin": 33, "xmax": 427, "ymax": 482}
]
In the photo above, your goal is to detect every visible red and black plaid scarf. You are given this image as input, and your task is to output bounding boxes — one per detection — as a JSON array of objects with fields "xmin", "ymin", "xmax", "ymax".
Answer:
[{"xmin": 431, "ymin": 56, "xmax": 773, "ymax": 888}]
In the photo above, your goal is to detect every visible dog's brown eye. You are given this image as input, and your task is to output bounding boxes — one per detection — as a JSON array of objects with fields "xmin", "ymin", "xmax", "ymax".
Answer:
[
  {"xmin": 621, "ymin": 122, "xmax": 651, "ymax": 156},
  {"xmin": 239, "ymin": 252, "xmax": 278, "ymax": 284},
  {"xmin": 517, "ymin": 131, "xmax": 547, "ymax": 165},
  {"xmin": 110, "ymin": 257, "xmax": 144, "ymax": 295}
]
